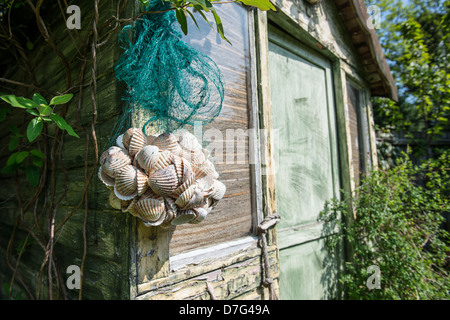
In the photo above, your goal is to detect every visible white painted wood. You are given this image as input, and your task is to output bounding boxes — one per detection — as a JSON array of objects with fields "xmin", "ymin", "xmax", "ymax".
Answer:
[
  {"xmin": 169, "ymin": 236, "xmax": 259, "ymax": 271},
  {"xmin": 278, "ymin": 221, "xmax": 339, "ymax": 250}
]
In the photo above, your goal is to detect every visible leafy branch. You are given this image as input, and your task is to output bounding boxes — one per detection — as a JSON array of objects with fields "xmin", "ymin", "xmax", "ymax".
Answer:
[{"xmin": 0, "ymin": 93, "xmax": 79, "ymax": 186}]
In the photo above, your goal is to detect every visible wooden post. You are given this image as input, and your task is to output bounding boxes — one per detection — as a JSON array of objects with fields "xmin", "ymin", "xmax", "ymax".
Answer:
[{"xmin": 254, "ymin": 10, "xmax": 281, "ymax": 299}]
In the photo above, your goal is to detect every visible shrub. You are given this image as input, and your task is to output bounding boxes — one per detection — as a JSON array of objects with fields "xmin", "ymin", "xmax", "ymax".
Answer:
[{"xmin": 321, "ymin": 152, "xmax": 450, "ymax": 299}]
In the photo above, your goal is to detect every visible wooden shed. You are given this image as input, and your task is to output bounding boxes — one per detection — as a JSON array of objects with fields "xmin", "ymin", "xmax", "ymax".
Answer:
[{"xmin": 0, "ymin": 0, "xmax": 396, "ymax": 300}]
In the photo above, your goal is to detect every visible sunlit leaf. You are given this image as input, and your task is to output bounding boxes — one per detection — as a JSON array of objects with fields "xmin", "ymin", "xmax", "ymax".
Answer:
[
  {"xmin": 32, "ymin": 93, "xmax": 47, "ymax": 105},
  {"xmin": 49, "ymin": 93, "xmax": 73, "ymax": 106},
  {"xmin": 176, "ymin": 8, "xmax": 188, "ymax": 35},
  {"xmin": 238, "ymin": 0, "xmax": 276, "ymax": 11},
  {"xmin": 1, "ymin": 95, "xmax": 37, "ymax": 109},
  {"xmin": 211, "ymin": 10, "xmax": 231, "ymax": 45},
  {"xmin": 27, "ymin": 117, "xmax": 43, "ymax": 142},
  {"xmin": 50, "ymin": 114, "xmax": 80, "ymax": 138}
]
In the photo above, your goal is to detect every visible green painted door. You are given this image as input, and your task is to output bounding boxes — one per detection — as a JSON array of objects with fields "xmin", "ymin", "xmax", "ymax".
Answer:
[{"xmin": 268, "ymin": 26, "xmax": 342, "ymax": 299}]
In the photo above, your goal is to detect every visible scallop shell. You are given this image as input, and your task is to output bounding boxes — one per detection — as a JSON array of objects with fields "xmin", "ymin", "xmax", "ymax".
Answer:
[
  {"xmin": 153, "ymin": 150, "xmax": 173, "ymax": 171},
  {"xmin": 134, "ymin": 198, "xmax": 166, "ymax": 226},
  {"xmin": 171, "ymin": 210, "xmax": 196, "ymax": 226},
  {"xmin": 98, "ymin": 166, "xmax": 115, "ymax": 187},
  {"xmin": 183, "ymin": 149, "xmax": 206, "ymax": 167},
  {"xmin": 139, "ymin": 188, "xmax": 163, "ymax": 201},
  {"xmin": 136, "ymin": 169, "xmax": 148, "ymax": 196},
  {"xmin": 148, "ymin": 164, "xmax": 179, "ymax": 196},
  {"xmin": 114, "ymin": 165, "xmax": 138, "ymax": 200},
  {"xmin": 122, "ymin": 197, "xmax": 138, "ymax": 215},
  {"xmin": 163, "ymin": 197, "xmax": 177, "ymax": 222},
  {"xmin": 116, "ymin": 134, "xmax": 125, "ymax": 149},
  {"xmin": 181, "ymin": 157, "xmax": 194, "ymax": 183},
  {"xmin": 136, "ymin": 145, "xmax": 160, "ymax": 172},
  {"xmin": 128, "ymin": 129, "xmax": 146, "ymax": 156},
  {"xmin": 172, "ymin": 175, "xmax": 195, "ymax": 197},
  {"xmin": 171, "ymin": 154, "xmax": 184, "ymax": 184},
  {"xmin": 196, "ymin": 175, "xmax": 215, "ymax": 197},
  {"xmin": 174, "ymin": 184, "xmax": 198, "ymax": 209},
  {"xmin": 146, "ymin": 134, "xmax": 158, "ymax": 145},
  {"xmin": 193, "ymin": 160, "xmax": 219, "ymax": 180},
  {"xmin": 189, "ymin": 207, "xmax": 209, "ymax": 224},
  {"xmin": 181, "ymin": 187, "xmax": 204, "ymax": 210},
  {"xmin": 178, "ymin": 130, "xmax": 202, "ymax": 151},
  {"xmin": 122, "ymin": 128, "xmax": 142, "ymax": 150},
  {"xmin": 101, "ymin": 148, "xmax": 131, "ymax": 178},
  {"xmin": 152, "ymin": 132, "xmax": 183, "ymax": 156},
  {"xmin": 109, "ymin": 191, "xmax": 122, "ymax": 210},
  {"xmin": 209, "ymin": 180, "xmax": 226, "ymax": 201},
  {"xmin": 100, "ymin": 146, "xmax": 124, "ymax": 165}
]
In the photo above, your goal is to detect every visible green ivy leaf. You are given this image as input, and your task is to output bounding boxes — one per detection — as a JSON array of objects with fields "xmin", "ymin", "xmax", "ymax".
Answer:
[
  {"xmin": 6, "ymin": 153, "xmax": 18, "ymax": 167},
  {"xmin": 15, "ymin": 151, "xmax": 29, "ymax": 163},
  {"xmin": 1, "ymin": 95, "xmax": 37, "ymax": 109},
  {"xmin": 193, "ymin": 5, "xmax": 213, "ymax": 29},
  {"xmin": 26, "ymin": 109, "xmax": 40, "ymax": 116},
  {"xmin": 30, "ymin": 149, "xmax": 45, "ymax": 159},
  {"xmin": 32, "ymin": 93, "xmax": 47, "ymax": 105},
  {"xmin": 49, "ymin": 94, "xmax": 73, "ymax": 106},
  {"xmin": 191, "ymin": 0, "xmax": 213, "ymax": 11},
  {"xmin": 50, "ymin": 114, "xmax": 80, "ymax": 138},
  {"xmin": 33, "ymin": 157, "xmax": 43, "ymax": 168},
  {"xmin": 37, "ymin": 104, "xmax": 52, "ymax": 116},
  {"xmin": 185, "ymin": 9, "xmax": 200, "ymax": 31},
  {"xmin": 27, "ymin": 117, "xmax": 43, "ymax": 142},
  {"xmin": 211, "ymin": 10, "xmax": 231, "ymax": 45},
  {"xmin": 238, "ymin": 0, "xmax": 276, "ymax": 11},
  {"xmin": 9, "ymin": 136, "xmax": 19, "ymax": 152},
  {"xmin": 176, "ymin": 8, "xmax": 188, "ymax": 35},
  {"xmin": 26, "ymin": 166, "xmax": 40, "ymax": 186}
]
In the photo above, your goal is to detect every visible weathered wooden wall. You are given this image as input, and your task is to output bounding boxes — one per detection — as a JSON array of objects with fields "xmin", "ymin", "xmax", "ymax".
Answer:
[{"xmin": 0, "ymin": 0, "xmax": 132, "ymax": 299}]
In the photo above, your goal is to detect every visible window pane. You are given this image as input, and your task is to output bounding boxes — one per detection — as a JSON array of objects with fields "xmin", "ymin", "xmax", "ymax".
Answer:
[{"xmin": 169, "ymin": 4, "xmax": 253, "ymax": 256}]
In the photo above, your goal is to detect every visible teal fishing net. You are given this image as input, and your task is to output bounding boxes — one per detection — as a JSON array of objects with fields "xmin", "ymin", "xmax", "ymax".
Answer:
[{"xmin": 112, "ymin": 0, "xmax": 224, "ymax": 143}]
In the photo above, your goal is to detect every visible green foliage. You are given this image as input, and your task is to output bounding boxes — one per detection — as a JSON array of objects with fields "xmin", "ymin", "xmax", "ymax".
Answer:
[
  {"xmin": 136, "ymin": 0, "xmax": 276, "ymax": 43},
  {"xmin": 321, "ymin": 152, "xmax": 450, "ymax": 299},
  {"xmin": 367, "ymin": 0, "xmax": 450, "ymax": 159},
  {"xmin": 0, "ymin": 92, "xmax": 79, "ymax": 186}
]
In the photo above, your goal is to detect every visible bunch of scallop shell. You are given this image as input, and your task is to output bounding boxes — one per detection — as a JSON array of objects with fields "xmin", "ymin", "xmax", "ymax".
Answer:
[{"xmin": 98, "ymin": 128, "xmax": 226, "ymax": 227}]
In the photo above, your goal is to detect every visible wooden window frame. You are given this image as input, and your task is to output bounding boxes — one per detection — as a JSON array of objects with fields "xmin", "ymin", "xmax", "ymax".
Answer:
[{"xmin": 343, "ymin": 72, "xmax": 377, "ymax": 184}]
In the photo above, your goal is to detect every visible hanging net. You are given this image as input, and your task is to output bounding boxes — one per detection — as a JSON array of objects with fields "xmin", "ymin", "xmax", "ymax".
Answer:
[{"xmin": 112, "ymin": 0, "xmax": 224, "ymax": 143}]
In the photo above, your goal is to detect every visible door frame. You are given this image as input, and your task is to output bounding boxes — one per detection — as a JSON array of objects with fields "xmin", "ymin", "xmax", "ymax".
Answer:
[{"xmin": 254, "ymin": 9, "xmax": 358, "ymax": 299}]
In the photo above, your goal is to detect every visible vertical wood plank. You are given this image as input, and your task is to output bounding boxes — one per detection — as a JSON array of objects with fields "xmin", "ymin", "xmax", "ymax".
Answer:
[
  {"xmin": 365, "ymin": 92, "xmax": 379, "ymax": 170},
  {"xmin": 254, "ymin": 10, "xmax": 281, "ymax": 299},
  {"xmin": 131, "ymin": 108, "xmax": 171, "ymax": 287},
  {"xmin": 336, "ymin": 69, "xmax": 356, "ymax": 199},
  {"xmin": 254, "ymin": 11, "xmax": 277, "ymax": 222},
  {"xmin": 332, "ymin": 62, "xmax": 357, "ymax": 267}
]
